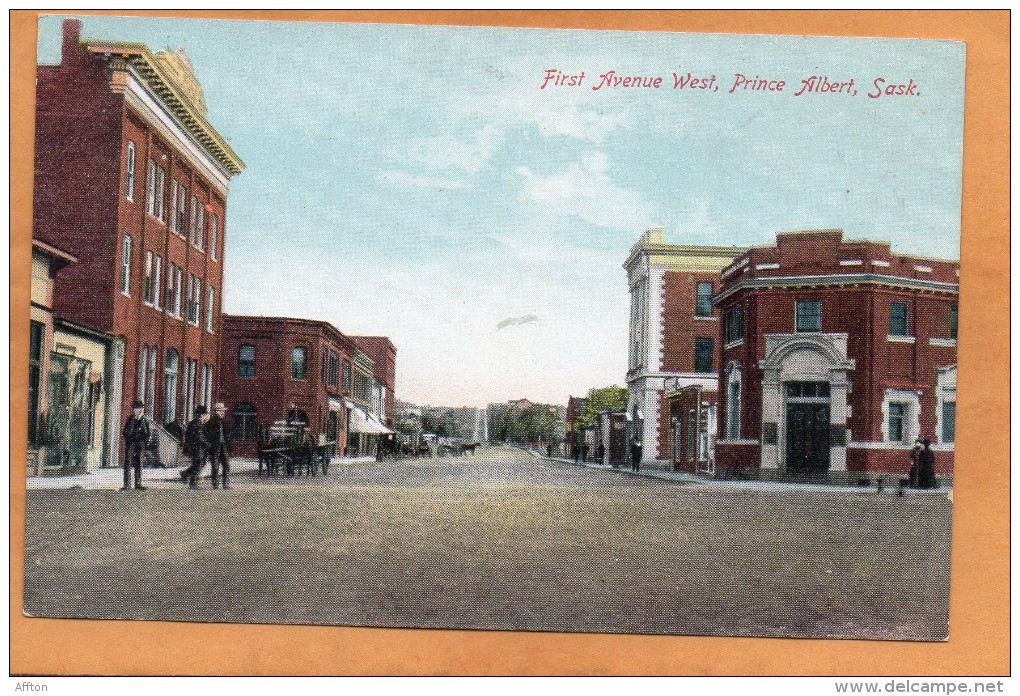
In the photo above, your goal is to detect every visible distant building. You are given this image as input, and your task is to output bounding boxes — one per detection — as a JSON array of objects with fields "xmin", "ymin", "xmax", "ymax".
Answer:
[
  {"xmin": 33, "ymin": 20, "xmax": 245, "ymax": 465},
  {"xmin": 564, "ymin": 396, "xmax": 587, "ymax": 457},
  {"xmin": 713, "ymin": 230, "xmax": 957, "ymax": 483},
  {"xmin": 217, "ymin": 315, "xmax": 393, "ymax": 457},
  {"xmin": 351, "ymin": 336, "xmax": 396, "ymax": 427},
  {"xmin": 623, "ymin": 228, "xmax": 746, "ymax": 469}
]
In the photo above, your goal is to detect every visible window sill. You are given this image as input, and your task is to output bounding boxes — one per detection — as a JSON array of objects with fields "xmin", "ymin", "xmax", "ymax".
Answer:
[
  {"xmin": 886, "ymin": 335, "xmax": 916, "ymax": 344},
  {"xmin": 929, "ymin": 338, "xmax": 957, "ymax": 347},
  {"xmin": 724, "ymin": 339, "xmax": 744, "ymax": 350},
  {"xmin": 694, "ymin": 315, "xmax": 718, "ymax": 321}
]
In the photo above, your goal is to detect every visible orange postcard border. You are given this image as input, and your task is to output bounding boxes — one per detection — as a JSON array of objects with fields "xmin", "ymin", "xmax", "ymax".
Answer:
[{"xmin": 9, "ymin": 10, "xmax": 1009, "ymax": 676}]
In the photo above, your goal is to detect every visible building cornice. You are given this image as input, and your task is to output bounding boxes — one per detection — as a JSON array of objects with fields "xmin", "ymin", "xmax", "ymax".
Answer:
[
  {"xmin": 624, "ymin": 241, "xmax": 746, "ymax": 272},
  {"xmin": 715, "ymin": 273, "xmax": 959, "ymax": 304},
  {"xmin": 85, "ymin": 40, "xmax": 245, "ymax": 177}
]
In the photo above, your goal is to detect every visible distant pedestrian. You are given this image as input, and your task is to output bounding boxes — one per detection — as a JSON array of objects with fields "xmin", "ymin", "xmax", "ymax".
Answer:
[
  {"xmin": 181, "ymin": 406, "xmax": 210, "ymax": 488},
  {"xmin": 630, "ymin": 440, "xmax": 642, "ymax": 472},
  {"xmin": 122, "ymin": 399, "xmax": 150, "ymax": 491},
  {"xmin": 908, "ymin": 439, "xmax": 923, "ymax": 487},
  {"xmin": 917, "ymin": 438, "xmax": 938, "ymax": 489},
  {"xmin": 206, "ymin": 403, "xmax": 232, "ymax": 489}
]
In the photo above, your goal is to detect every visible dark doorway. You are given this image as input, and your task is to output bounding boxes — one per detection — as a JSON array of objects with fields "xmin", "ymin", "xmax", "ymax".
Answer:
[{"xmin": 786, "ymin": 402, "xmax": 830, "ymax": 472}]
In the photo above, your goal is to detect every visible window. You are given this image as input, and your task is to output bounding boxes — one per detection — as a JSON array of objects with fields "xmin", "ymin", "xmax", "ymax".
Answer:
[
  {"xmin": 321, "ymin": 346, "xmax": 329, "ymax": 384},
  {"xmin": 125, "ymin": 141, "xmax": 135, "ymax": 201},
  {"xmin": 795, "ymin": 299, "xmax": 821, "ymax": 332},
  {"xmin": 888, "ymin": 403, "xmax": 906, "ymax": 442},
  {"xmin": 190, "ymin": 196, "xmax": 205, "ymax": 249},
  {"xmin": 164, "ymin": 349, "xmax": 179, "ymax": 425},
  {"xmin": 939, "ymin": 401, "xmax": 956, "ymax": 444},
  {"xmin": 144, "ymin": 251, "xmax": 155, "ymax": 305},
  {"xmin": 200, "ymin": 364, "xmax": 213, "ymax": 408},
  {"xmin": 328, "ymin": 351, "xmax": 340, "ymax": 389},
  {"xmin": 184, "ymin": 359, "xmax": 197, "ymax": 419},
  {"xmin": 197, "ymin": 203, "xmax": 205, "ymax": 250},
  {"xmin": 153, "ymin": 164, "xmax": 166, "ymax": 221},
  {"xmin": 724, "ymin": 305, "xmax": 744, "ymax": 344},
  {"xmin": 889, "ymin": 301, "xmax": 908, "ymax": 336},
  {"xmin": 210, "ymin": 213, "xmax": 218, "ymax": 261},
  {"xmin": 165, "ymin": 264, "xmax": 183, "ymax": 318},
  {"xmin": 28, "ymin": 321, "xmax": 43, "ymax": 443},
  {"xmin": 341, "ymin": 358, "xmax": 352, "ymax": 394},
  {"xmin": 146, "ymin": 346, "xmax": 157, "ymax": 419},
  {"xmin": 694, "ymin": 337, "xmax": 713, "ymax": 373},
  {"xmin": 137, "ymin": 345, "xmax": 148, "ymax": 410},
  {"xmin": 186, "ymin": 275, "xmax": 201, "ymax": 325},
  {"xmin": 146, "ymin": 160, "xmax": 156, "ymax": 214},
  {"xmin": 238, "ymin": 344, "xmax": 255, "ymax": 378},
  {"xmin": 233, "ymin": 402, "xmax": 258, "ymax": 442},
  {"xmin": 949, "ymin": 305, "xmax": 958, "ymax": 340},
  {"xmin": 785, "ymin": 381, "xmax": 830, "ymax": 398},
  {"xmin": 152, "ymin": 255, "xmax": 162, "ymax": 309},
  {"xmin": 727, "ymin": 380, "xmax": 740, "ymax": 439},
  {"xmin": 174, "ymin": 182, "xmax": 187, "ymax": 236},
  {"xmin": 206, "ymin": 285, "xmax": 215, "ymax": 333},
  {"xmin": 696, "ymin": 282, "xmax": 713, "ymax": 317},
  {"xmin": 292, "ymin": 346, "xmax": 307, "ymax": 380},
  {"xmin": 120, "ymin": 235, "xmax": 132, "ymax": 296}
]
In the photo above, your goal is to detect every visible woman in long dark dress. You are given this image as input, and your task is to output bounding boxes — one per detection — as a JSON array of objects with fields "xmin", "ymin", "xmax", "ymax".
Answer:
[{"xmin": 917, "ymin": 438, "xmax": 937, "ymax": 489}]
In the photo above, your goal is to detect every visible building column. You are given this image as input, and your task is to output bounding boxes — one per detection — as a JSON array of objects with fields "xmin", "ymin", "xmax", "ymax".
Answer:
[
  {"xmin": 828, "ymin": 370, "xmax": 852, "ymax": 472},
  {"xmin": 105, "ymin": 338, "xmax": 125, "ymax": 468},
  {"xmin": 760, "ymin": 366, "xmax": 781, "ymax": 475}
]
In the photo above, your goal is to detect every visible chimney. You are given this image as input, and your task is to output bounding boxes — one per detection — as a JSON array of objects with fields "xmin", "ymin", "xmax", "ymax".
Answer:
[
  {"xmin": 61, "ymin": 18, "xmax": 82, "ymax": 64},
  {"xmin": 642, "ymin": 227, "xmax": 665, "ymax": 245}
]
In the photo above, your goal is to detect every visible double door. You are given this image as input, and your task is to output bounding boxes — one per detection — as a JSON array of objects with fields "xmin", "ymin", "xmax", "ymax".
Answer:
[{"xmin": 785, "ymin": 402, "xmax": 830, "ymax": 473}]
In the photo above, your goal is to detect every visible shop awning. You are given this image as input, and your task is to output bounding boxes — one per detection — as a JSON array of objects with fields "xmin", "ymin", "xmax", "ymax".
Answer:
[
  {"xmin": 345, "ymin": 400, "xmax": 393, "ymax": 435},
  {"xmin": 328, "ymin": 397, "xmax": 343, "ymax": 411}
]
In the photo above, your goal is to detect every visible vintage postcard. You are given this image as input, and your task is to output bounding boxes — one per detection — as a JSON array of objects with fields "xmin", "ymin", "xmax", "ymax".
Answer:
[{"xmin": 22, "ymin": 13, "xmax": 965, "ymax": 651}]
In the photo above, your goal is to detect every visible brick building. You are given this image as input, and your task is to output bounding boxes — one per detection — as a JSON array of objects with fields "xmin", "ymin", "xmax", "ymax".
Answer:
[
  {"xmin": 33, "ymin": 20, "xmax": 245, "ymax": 462},
  {"xmin": 218, "ymin": 315, "xmax": 392, "ymax": 457},
  {"xmin": 624, "ymin": 228, "xmax": 746, "ymax": 468},
  {"xmin": 713, "ymin": 230, "xmax": 958, "ymax": 483},
  {"xmin": 351, "ymin": 336, "xmax": 397, "ymax": 427}
]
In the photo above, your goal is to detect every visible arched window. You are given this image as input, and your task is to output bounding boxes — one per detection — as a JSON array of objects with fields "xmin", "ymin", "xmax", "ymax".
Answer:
[
  {"xmin": 286, "ymin": 408, "xmax": 309, "ymax": 427},
  {"xmin": 292, "ymin": 346, "xmax": 307, "ymax": 380},
  {"xmin": 164, "ymin": 349, "xmax": 179, "ymax": 425},
  {"xmin": 233, "ymin": 402, "xmax": 258, "ymax": 442},
  {"xmin": 238, "ymin": 344, "xmax": 255, "ymax": 377}
]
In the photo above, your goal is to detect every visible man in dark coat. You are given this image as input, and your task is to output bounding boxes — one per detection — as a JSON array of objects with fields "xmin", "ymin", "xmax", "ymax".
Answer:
[
  {"xmin": 122, "ymin": 399, "xmax": 150, "ymax": 490},
  {"xmin": 908, "ymin": 439, "xmax": 923, "ymax": 488},
  {"xmin": 630, "ymin": 439, "xmax": 642, "ymax": 472},
  {"xmin": 917, "ymin": 438, "xmax": 938, "ymax": 489},
  {"xmin": 206, "ymin": 403, "xmax": 232, "ymax": 489},
  {"xmin": 181, "ymin": 405, "xmax": 210, "ymax": 488}
]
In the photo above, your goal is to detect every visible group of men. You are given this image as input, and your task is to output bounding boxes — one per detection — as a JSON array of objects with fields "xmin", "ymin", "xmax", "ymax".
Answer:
[{"xmin": 121, "ymin": 399, "xmax": 233, "ymax": 490}]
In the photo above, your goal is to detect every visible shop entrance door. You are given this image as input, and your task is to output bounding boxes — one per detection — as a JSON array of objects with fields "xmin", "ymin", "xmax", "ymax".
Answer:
[{"xmin": 785, "ymin": 402, "xmax": 830, "ymax": 473}]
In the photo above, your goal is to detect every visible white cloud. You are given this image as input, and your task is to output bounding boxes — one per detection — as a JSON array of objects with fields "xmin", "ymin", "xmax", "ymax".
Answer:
[
  {"xmin": 394, "ymin": 124, "xmax": 503, "ymax": 176},
  {"xmin": 377, "ymin": 169, "xmax": 467, "ymax": 191},
  {"xmin": 516, "ymin": 152, "xmax": 653, "ymax": 231}
]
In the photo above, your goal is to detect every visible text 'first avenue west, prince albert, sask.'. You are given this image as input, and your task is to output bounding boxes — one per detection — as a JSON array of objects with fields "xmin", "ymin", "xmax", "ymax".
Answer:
[{"xmin": 541, "ymin": 69, "xmax": 922, "ymax": 98}]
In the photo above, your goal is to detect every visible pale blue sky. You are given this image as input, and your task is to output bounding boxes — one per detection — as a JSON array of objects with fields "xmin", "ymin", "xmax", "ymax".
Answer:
[{"xmin": 39, "ymin": 15, "xmax": 965, "ymax": 407}]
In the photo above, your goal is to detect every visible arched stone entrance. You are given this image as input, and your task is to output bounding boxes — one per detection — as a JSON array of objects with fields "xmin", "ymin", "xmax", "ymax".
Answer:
[{"xmin": 759, "ymin": 333, "xmax": 855, "ymax": 478}]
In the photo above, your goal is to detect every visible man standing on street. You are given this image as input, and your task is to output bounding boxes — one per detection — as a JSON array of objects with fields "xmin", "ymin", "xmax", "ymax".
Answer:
[
  {"xmin": 122, "ymin": 399, "xmax": 150, "ymax": 491},
  {"xmin": 181, "ymin": 406, "xmax": 210, "ymax": 488},
  {"xmin": 206, "ymin": 403, "xmax": 232, "ymax": 489},
  {"xmin": 630, "ymin": 439, "xmax": 642, "ymax": 472},
  {"xmin": 917, "ymin": 437, "xmax": 938, "ymax": 489}
]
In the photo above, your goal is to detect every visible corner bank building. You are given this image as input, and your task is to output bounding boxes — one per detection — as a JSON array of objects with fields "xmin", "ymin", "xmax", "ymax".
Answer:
[{"xmin": 713, "ymin": 230, "xmax": 957, "ymax": 484}]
